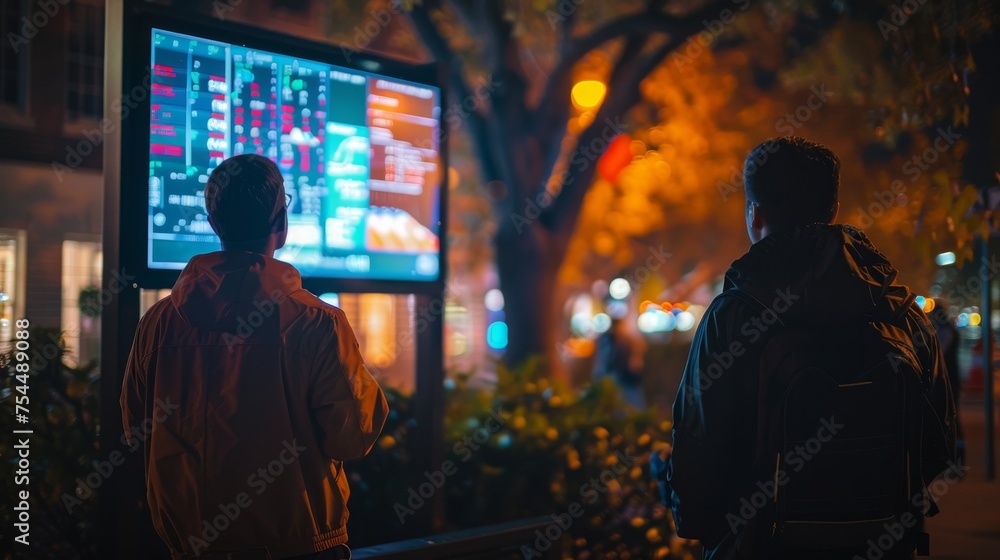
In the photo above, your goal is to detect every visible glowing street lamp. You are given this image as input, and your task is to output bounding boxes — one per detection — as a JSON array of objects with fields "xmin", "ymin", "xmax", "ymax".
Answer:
[{"xmin": 571, "ymin": 80, "xmax": 606, "ymax": 110}]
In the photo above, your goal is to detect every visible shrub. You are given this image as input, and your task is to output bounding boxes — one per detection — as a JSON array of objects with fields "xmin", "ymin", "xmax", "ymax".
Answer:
[{"xmin": 347, "ymin": 359, "xmax": 696, "ymax": 559}]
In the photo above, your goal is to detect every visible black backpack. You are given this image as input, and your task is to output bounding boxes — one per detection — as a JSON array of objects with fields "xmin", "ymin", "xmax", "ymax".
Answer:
[{"xmin": 729, "ymin": 289, "xmax": 935, "ymax": 556}]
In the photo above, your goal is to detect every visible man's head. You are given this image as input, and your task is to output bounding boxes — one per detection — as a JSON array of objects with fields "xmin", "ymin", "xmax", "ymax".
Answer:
[
  {"xmin": 205, "ymin": 154, "xmax": 287, "ymax": 254},
  {"xmin": 743, "ymin": 137, "xmax": 840, "ymax": 244}
]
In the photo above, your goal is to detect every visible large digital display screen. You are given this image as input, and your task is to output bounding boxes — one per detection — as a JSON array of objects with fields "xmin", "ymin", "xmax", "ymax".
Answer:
[{"xmin": 147, "ymin": 29, "xmax": 442, "ymax": 281}]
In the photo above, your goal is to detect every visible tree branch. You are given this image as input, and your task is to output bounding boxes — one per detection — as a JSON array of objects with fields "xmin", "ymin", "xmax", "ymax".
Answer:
[
  {"xmin": 537, "ymin": 0, "xmax": 848, "ymax": 238},
  {"xmin": 538, "ymin": 31, "xmax": 692, "ymax": 239},
  {"xmin": 476, "ymin": 0, "xmax": 536, "ymax": 201},
  {"xmin": 534, "ymin": 0, "xmax": 728, "ymax": 125},
  {"xmin": 407, "ymin": 2, "xmax": 507, "ymax": 189},
  {"xmin": 531, "ymin": 0, "xmax": 728, "ymax": 205}
]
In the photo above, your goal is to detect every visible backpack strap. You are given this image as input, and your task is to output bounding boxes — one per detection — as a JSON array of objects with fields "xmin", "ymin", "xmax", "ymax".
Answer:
[
  {"xmin": 873, "ymin": 269, "xmax": 915, "ymax": 325},
  {"xmin": 721, "ymin": 288, "xmax": 785, "ymax": 470},
  {"xmin": 722, "ymin": 288, "xmax": 787, "ymax": 328}
]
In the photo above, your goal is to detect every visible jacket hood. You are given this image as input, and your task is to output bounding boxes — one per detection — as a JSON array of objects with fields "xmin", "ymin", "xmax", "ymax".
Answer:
[
  {"xmin": 724, "ymin": 224, "xmax": 913, "ymax": 326},
  {"xmin": 170, "ymin": 251, "xmax": 303, "ymax": 330}
]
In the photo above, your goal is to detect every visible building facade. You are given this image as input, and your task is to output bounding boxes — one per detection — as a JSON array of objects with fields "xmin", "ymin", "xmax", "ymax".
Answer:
[{"xmin": 0, "ymin": 0, "xmax": 492, "ymax": 387}]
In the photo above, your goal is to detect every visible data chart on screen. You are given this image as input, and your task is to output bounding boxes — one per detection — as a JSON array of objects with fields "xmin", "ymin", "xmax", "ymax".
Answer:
[{"xmin": 147, "ymin": 29, "xmax": 442, "ymax": 281}]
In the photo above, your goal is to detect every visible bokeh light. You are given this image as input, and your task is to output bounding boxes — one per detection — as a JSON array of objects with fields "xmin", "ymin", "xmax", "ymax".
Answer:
[
  {"xmin": 935, "ymin": 252, "xmax": 956, "ymax": 266},
  {"xmin": 592, "ymin": 313, "xmax": 612, "ymax": 333},
  {"xmin": 609, "ymin": 278, "xmax": 631, "ymax": 299},
  {"xmin": 571, "ymin": 80, "xmax": 606, "ymax": 109},
  {"xmin": 487, "ymin": 321, "xmax": 508, "ymax": 349},
  {"xmin": 675, "ymin": 311, "xmax": 696, "ymax": 332},
  {"xmin": 570, "ymin": 312, "xmax": 593, "ymax": 336},
  {"xmin": 923, "ymin": 298, "xmax": 935, "ymax": 313},
  {"xmin": 485, "ymin": 288, "xmax": 505, "ymax": 311},
  {"xmin": 606, "ymin": 300, "xmax": 628, "ymax": 319}
]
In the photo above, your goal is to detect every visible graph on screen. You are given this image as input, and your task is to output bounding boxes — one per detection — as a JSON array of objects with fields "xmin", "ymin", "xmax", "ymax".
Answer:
[{"xmin": 147, "ymin": 29, "xmax": 442, "ymax": 281}]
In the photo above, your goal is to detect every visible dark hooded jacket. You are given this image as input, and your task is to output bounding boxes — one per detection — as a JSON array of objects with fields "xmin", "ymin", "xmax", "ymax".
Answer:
[
  {"xmin": 121, "ymin": 251, "xmax": 389, "ymax": 559},
  {"xmin": 660, "ymin": 224, "xmax": 956, "ymax": 560}
]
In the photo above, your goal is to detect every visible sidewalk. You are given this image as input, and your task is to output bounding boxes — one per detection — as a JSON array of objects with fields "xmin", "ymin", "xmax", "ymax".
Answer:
[{"xmin": 924, "ymin": 396, "xmax": 1000, "ymax": 560}]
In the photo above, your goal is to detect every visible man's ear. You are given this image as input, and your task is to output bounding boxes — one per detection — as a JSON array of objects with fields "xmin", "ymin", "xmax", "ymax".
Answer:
[
  {"xmin": 272, "ymin": 208, "xmax": 288, "ymax": 250},
  {"xmin": 750, "ymin": 203, "xmax": 765, "ymax": 230}
]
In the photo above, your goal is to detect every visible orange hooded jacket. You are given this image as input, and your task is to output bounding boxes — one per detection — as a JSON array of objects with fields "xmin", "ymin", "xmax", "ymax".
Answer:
[{"xmin": 121, "ymin": 251, "xmax": 389, "ymax": 559}]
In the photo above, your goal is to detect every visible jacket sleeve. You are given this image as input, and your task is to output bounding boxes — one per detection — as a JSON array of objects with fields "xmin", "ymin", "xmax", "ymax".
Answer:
[
  {"xmin": 120, "ymin": 326, "xmax": 147, "ymax": 444},
  {"xmin": 907, "ymin": 305, "xmax": 959, "ymax": 481},
  {"xmin": 309, "ymin": 312, "xmax": 389, "ymax": 461},
  {"xmin": 665, "ymin": 295, "xmax": 759, "ymax": 547}
]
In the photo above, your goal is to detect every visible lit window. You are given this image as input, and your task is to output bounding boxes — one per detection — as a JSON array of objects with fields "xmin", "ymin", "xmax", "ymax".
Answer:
[
  {"xmin": 360, "ymin": 293, "xmax": 396, "ymax": 368},
  {"xmin": 0, "ymin": 230, "xmax": 26, "ymax": 354},
  {"xmin": 140, "ymin": 289, "xmax": 172, "ymax": 317},
  {"xmin": 61, "ymin": 239, "xmax": 102, "ymax": 367},
  {"xmin": 445, "ymin": 300, "xmax": 470, "ymax": 358}
]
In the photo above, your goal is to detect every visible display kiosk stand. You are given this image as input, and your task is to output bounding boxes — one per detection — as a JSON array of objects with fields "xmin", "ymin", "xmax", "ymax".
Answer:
[{"xmin": 100, "ymin": 2, "xmax": 446, "ymax": 556}]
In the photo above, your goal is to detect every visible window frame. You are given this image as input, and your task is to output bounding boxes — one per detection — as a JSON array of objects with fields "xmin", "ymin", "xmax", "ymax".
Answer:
[
  {"xmin": 63, "ymin": 0, "xmax": 105, "ymax": 133},
  {"xmin": 0, "ymin": 0, "xmax": 34, "ymax": 130}
]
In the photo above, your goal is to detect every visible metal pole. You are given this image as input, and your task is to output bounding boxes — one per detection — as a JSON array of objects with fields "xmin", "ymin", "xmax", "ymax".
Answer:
[
  {"xmin": 983, "ymin": 234, "xmax": 995, "ymax": 480},
  {"xmin": 414, "ymin": 292, "xmax": 446, "ymax": 534}
]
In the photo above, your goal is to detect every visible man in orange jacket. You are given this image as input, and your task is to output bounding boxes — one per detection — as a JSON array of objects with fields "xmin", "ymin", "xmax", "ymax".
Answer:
[{"xmin": 121, "ymin": 154, "xmax": 389, "ymax": 559}]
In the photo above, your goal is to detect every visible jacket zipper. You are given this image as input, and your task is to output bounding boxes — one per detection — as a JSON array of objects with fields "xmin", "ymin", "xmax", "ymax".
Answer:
[{"xmin": 772, "ymin": 452, "xmax": 780, "ymax": 537}]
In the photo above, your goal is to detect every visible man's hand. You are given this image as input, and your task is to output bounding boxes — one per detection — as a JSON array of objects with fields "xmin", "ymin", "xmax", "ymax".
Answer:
[{"xmin": 649, "ymin": 444, "xmax": 673, "ymax": 507}]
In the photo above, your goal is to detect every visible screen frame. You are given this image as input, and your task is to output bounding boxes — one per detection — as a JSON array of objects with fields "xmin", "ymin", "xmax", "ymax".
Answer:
[{"xmin": 121, "ymin": 4, "xmax": 448, "ymax": 295}]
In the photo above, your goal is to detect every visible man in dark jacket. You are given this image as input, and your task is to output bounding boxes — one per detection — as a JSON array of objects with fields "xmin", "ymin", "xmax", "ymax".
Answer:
[
  {"xmin": 121, "ymin": 154, "xmax": 389, "ymax": 559},
  {"xmin": 656, "ymin": 138, "xmax": 956, "ymax": 559}
]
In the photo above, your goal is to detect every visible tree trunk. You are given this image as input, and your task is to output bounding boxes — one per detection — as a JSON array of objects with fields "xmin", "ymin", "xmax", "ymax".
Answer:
[{"xmin": 494, "ymin": 221, "xmax": 562, "ymax": 374}]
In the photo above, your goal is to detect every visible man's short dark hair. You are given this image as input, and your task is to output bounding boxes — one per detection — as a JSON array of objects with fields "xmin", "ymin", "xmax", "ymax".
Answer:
[
  {"xmin": 743, "ymin": 137, "xmax": 840, "ymax": 228},
  {"xmin": 205, "ymin": 154, "xmax": 285, "ymax": 249}
]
